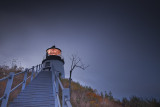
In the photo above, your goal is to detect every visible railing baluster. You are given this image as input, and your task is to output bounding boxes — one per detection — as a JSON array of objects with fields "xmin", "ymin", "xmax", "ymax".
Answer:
[
  {"xmin": 55, "ymin": 72, "xmax": 59, "ymax": 107},
  {"xmin": 55, "ymin": 95, "xmax": 58, "ymax": 107},
  {"xmin": 35, "ymin": 65, "xmax": 38, "ymax": 76},
  {"xmin": 62, "ymin": 88, "xmax": 71, "ymax": 107},
  {"xmin": 51, "ymin": 70, "xmax": 56, "ymax": 96},
  {"xmin": 41, "ymin": 64, "xmax": 42, "ymax": 69},
  {"xmin": 22, "ymin": 69, "xmax": 28, "ymax": 90},
  {"xmin": 31, "ymin": 66, "xmax": 34, "ymax": 81},
  {"xmin": 39, "ymin": 64, "xmax": 41, "ymax": 72},
  {"xmin": 36, "ymin": 65, "xmax": 38, "ymax": 73},
  {"xmin": 1, "ymin": 72, "xmax": 14, "ymax": 107},
  {"xmin": 40, "ymin": 64, "xmax": 42, "ymax": 71},
  {"xmin": 65, "ymin": 97, "xmax": 72, "ymax": 107},
  {"xmin": 56, "ymin": 72, "xmax": 59, "ymax": 94},
  {"xmin": 51, "ymin": 67, "xmax": 58, "ymax": 107},
  {"xmin": 37, "ymin": 65, "xmax": 40, "ymax": 72},
  {"xmin": 57, "ymin": 94, "xmax": 61, "ymax": 107}
]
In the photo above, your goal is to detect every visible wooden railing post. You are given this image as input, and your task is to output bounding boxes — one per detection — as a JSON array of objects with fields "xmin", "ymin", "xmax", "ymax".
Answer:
[
  {"xmin": 39, "ymin": 64, "xmax": 41, "ymax": 71},
  {"xmin": 36, "ymin": 65, "xmax": 38, "ymax": 75},
  {"xmin": 1, "ymin": 72, "xmax": 14, "ymax": 107},
  {"xmin": 41, "ymin": 64, "xmax": 42, "ymax": 69},
  {"xmin": 50, "ymin": 65, "xmax": 72, "ymax": 107},
  {"xmin": 55, "ymin": 72, "xmax": 59, "ymax": 94},
  {"xmin": 50, "ymin": 65, "xmax": 57, "ymax": 107},
  {"xmin": 55, "ymin": 72, "xmax": 60, "ymax": 107},
  {"xmin": 51, "ymin": 71, "xmax": 55, "ymax": 95},
  {"xmin": 62, "ymin": 88, "xmax": 70, "ymax": 107},
  {"xmin": 22, "ymin": 69, "xmax": 28, "ymax": 90},
  {"xmin": 31, "ymin": 66, "xmax": 34, "ymax": 81}
]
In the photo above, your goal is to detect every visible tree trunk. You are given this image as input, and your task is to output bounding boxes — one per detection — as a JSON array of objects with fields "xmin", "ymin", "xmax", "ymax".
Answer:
[{"xmin": 69, "ymin": 70, "xmax": 72, "ymax": 91}]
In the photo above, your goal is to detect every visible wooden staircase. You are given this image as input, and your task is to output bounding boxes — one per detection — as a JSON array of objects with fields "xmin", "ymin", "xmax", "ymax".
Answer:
[{"xmin": 9, "ymin": 71, "xmax": 55, "ymax": 107}]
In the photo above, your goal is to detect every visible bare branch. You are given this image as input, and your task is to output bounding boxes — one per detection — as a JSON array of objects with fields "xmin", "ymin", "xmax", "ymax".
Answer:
[
  {"xmin": 69, "ymin": 54, "xmax": 89, "ymax": 90},
  {"xmin": 71, "ymin": 57, "xmax": 74, "ymax": 70},
  {"xmin": 70, "ymin": 54, "xmax": 89, "ymax": 71}
]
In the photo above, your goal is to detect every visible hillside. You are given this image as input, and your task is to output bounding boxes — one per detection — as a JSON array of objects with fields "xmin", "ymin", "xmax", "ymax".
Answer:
[
  {"xmin": 0, "ymin": 65, "xmax": 32, "ymax": 106},
  {"xmin": 62, "ymin": 79, "xmax": 122, "ymax": 107},
  {"xmin": 0, "ymin": 65, "xmax": 160, "ymax": 107},
  {"xmin": 62, "ymin": 79, "xmax": 160, "ymax": 107}
]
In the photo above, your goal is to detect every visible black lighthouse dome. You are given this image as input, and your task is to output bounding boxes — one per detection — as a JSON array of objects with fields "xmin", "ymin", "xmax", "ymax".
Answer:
[{"xmin": 42, "ymin": 46, "xmax": 64, "ymax": 64}]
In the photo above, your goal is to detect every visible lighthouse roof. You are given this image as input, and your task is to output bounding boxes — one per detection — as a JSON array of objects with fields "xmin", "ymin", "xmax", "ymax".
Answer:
[{"xmin": 46, "ymin": 45, "xmax": 62, "ymax": 52}]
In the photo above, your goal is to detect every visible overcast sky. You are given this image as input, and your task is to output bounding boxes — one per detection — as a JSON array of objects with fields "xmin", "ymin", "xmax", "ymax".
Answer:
[{"xmin": 0, "ymin": 1, "xmax": 160, "ymax": 100}]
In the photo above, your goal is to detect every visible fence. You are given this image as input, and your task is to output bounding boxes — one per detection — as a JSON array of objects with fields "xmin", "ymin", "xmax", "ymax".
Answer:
[
  {"xmin": 0, "ymin": 64, "xmax": 42, "ymax": 107},
  {"xmin": 0, "ymin": 64, "xmax": 72, "ymax": 107},
  {"xmin": 44, "ymin": 66, "xmax": 72, "ymax": 107}
]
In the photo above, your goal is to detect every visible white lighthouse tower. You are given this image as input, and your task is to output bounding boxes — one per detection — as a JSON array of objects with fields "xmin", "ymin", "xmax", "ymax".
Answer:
[{"xmin": 42, "ymin": 46, "xmax": 65, "ymax": 78}]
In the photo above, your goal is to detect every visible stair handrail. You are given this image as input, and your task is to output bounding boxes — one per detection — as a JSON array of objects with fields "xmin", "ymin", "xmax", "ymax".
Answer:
[
  {"xmin": 0, "ymin": 64, "xmax": 42, "ymax": 107},
  {"xmin": 51, "ymin": 67, "xmax": 72, "ymax": 107}
]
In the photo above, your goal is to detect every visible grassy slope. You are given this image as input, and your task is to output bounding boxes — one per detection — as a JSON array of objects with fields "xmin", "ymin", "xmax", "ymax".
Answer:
[
  {"xmin": 0, "ymin": 66, "xmax": 32, "ymax": 106},
  {"xmin": 1, "ymin": 65, "xmax": 160, "ymax": 107},
  {"xmin": 0, "ymin": 66, "xmax": 122, "ymax": 107},
  {"xmin": 62, "ymin": 79, "xmax": 122, "ymax": 107}
]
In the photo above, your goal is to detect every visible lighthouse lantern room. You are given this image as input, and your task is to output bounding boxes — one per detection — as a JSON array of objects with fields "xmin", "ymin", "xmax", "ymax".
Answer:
[{"xmin": 42, "ymin": 46, "xmax": 65, "ymax": 78}]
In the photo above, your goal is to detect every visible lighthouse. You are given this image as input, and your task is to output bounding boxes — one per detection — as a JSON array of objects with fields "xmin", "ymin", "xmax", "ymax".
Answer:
[{"xmin": 42, "ymin": 46, "xmax": 65, "ymax": 78}]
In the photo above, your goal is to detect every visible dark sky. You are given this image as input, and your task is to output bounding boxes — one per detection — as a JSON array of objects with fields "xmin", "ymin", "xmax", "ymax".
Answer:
[{"xmin": 0, "ymin": 1, "xmax": 160, "ymax": 100}]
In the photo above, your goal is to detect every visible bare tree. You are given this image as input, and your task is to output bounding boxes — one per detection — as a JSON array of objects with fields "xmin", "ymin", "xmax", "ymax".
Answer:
[{"xmin": 69, "ymin": 54, "xmax": 89, "ymax": 90}]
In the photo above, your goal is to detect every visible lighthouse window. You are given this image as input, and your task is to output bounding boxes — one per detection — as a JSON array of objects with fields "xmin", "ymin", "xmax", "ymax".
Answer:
[
  {"xmin": 47, "ymin": 49, "xmax": 61, "ymax": 56},
  {"xmin": 45, "ymin": 62, "xmax": 50, "ymax": 67}
]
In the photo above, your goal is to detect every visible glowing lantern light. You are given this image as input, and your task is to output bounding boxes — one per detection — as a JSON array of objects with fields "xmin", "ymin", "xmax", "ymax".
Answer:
[{"xmin": 47, "ymin": 48, "xmax": 61, "ymax": 56}]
